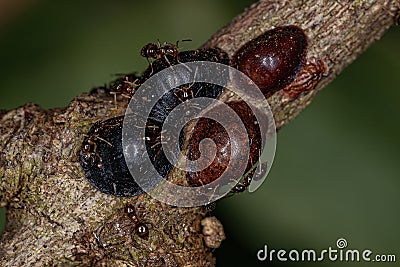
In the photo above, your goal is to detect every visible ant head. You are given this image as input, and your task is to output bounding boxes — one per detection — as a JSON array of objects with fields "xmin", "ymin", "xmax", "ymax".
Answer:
[{"xmin": 141, "ymin": 43, "xmax": 158, "ymax": 58}]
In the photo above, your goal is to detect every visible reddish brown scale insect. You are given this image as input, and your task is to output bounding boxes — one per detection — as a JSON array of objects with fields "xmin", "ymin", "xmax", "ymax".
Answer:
[
  {"xmin": 185, "ymin": 100, "xmax": 263, "ymax": 193},
  {"xmin": 282, "ymin": 59, "xmax": 328, "ymax": 99},
  {"xmin": 234, "ymin": 25, "xmax": 308, "ymax": 98}
]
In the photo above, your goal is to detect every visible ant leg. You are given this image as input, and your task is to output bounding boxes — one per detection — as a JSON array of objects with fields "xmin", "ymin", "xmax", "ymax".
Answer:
[
  {"xmin": 163, "ymin": 55, "xmax": 174, "ymax": 68},
  {"xmin": 147, "ymin": 58, "xmax": 154, "ymax": 76},
  {"xmin": 86, "ymin": 139, "xmax": 103, "ymax": 167},
  {"xmin": 109, "ymin": 92, "xmax": 118, "ymax": 109}
]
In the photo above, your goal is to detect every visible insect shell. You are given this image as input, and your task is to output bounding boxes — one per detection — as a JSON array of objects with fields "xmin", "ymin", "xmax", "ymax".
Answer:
[
  {"xmin": 233, "ymin": 25, "xmax": 308, "ymax": 98},
  {"xmin": 185, "ymin": 100, "xmax": 263, "ymax": 192},
  {"xmin": 80, "ymin": 116, "xmax": 145, "ymax": 197}
]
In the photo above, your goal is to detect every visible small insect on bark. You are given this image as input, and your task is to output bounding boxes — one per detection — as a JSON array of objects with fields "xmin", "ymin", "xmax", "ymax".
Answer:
[
  {"xmin": 140, "ymin": 39, "xmax": 191, "ymax": 73},
  {"xmin": 233, "ymin": 25, "xmax": 327, "ymax": 99},
  {"xmin": 109, "ymin": 72, "xmax": 140, "ymax": 100},
  {"xmin": 80, "ymin": 116, "xmax": 144, "ymax": 197},
  {"xmin": 124, "ymin": 204, "xmax": 149, "ymax": 240},
  {"xmin": 140, "ymin": 39, "xmax": 191, "ymax": 62},
  {"xmin": 185, "ymin": 100, "xmax": 263, "ymax": 193}
]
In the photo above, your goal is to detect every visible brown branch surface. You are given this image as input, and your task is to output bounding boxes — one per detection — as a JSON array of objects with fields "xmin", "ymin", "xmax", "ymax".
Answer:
[{"xmin": 0, "ymin": 1, "xmax": 398, "ymax": 266}]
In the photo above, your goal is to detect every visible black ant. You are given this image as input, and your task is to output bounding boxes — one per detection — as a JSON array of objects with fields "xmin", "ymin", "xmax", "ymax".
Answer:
[
  {"xmin": 109, "ymin": 73, "xmax": 139, "ymax": 104},
  {"xmin": 124, "ymin": 204, "xmax": 149, "ymax": 240},
  {"xmin": 140, "ymin": 39, "xmax": 191, "ymax": 72},
  {"xmin": 81, "ymin": 128, "xmax": 113, "ymax": 169}
]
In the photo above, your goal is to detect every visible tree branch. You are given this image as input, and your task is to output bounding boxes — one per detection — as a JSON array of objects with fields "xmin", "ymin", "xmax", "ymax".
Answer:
[{"xmin": 0, "ymin": 1, "xmax": 398, "ymax": 266}]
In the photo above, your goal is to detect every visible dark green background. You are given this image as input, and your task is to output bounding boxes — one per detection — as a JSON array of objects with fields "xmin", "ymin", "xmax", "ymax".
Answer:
[{"xmin": 0, "ymin": 1, "xmax": 399, "ymax": 266}]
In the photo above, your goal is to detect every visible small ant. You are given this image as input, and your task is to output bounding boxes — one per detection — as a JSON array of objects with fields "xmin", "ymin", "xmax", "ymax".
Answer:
[
  {"xmin": 81, "ymin": 129, "xmax": 113, "ymax": 169},
  {"xmin": 109, "ymin": 73, "xmax": 139, "ymax": 104},
  {"xmin": 140, "ymin": 39, "xmax": 191, "ymax": 72},
  {"xmin": 124, "ymin": 204, "xmax": 149, "ymax": 240}
]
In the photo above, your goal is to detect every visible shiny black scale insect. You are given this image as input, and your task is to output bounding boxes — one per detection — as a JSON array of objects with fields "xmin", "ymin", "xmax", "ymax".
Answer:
[
  {"xmin": 80, "ymin": 47, "xmax": 230, "ymax": 197},
  {"xmin": 80, "ymin": 116, "xmax": 145, "ymax": 196}
]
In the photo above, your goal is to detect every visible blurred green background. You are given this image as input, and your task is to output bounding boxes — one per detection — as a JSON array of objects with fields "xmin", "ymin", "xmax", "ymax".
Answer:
[{"xmin": 0, "ymin": 1, "xmax": 399, "ymax": 266}]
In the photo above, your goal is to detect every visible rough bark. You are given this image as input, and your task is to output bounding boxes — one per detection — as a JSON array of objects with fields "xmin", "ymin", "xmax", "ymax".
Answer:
[{"xmin": 0, "ymin": 1, "xmax": 398, "ymax": 266}]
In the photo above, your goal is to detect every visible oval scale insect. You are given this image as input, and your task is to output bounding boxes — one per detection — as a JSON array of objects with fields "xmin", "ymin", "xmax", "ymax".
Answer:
[
  {"xmin": 233, "ymin": 25, "xmax": 327, "ymax": 99},
  {"xmin": 80, "ymin": 116, "xmax": 145, "ymax": 197},
  {"xmin": 234, "ymin": 26, "xmax": 308, "ymax": 98},
  {"xmin": 185, "ymin": 100, "xmax": 263, "ymax": 193}
]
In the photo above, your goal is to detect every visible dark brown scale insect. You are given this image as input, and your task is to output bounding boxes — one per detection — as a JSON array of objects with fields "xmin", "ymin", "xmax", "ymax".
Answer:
[{"xmin": 233, "ymin": 25, "xmax": 308, "ymax": 98}]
